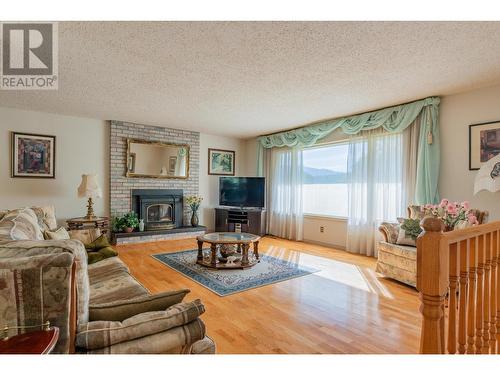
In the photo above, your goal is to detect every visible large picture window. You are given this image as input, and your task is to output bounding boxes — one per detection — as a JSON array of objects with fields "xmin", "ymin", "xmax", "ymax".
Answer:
[{"xmin": 302, "ymin": 142, "xmax": 348, "ymax": 217}]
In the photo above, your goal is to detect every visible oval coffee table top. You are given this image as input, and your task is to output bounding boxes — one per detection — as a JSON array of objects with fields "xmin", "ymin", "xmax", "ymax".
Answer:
[{"xmin": 198, "ymin": 232, "xmax": 260, "ymax": 244}]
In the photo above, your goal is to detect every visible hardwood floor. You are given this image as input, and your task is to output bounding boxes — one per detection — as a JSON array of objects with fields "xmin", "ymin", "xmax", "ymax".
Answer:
[{"xmin": 115, "ymin": 236, "xmax": 422, "ymax": 354}]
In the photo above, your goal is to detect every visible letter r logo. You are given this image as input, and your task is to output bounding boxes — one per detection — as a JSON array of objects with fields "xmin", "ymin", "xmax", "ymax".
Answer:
[{"xmin": 2, "ymin": 23, "xmax": 53, "ymax": 75}]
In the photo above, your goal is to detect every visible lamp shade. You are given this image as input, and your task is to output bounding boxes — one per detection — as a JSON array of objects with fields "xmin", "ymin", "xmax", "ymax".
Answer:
[
  {"xmin": 474, "ymin": 154, "xmax": 500, "ymax": 194},
  {"xmin": 77, "ymin": 174, "xmax": 103, "ymax": 198}
]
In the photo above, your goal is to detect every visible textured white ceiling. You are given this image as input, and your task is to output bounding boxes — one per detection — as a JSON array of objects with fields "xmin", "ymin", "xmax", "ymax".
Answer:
[{"xmin": 1, "ymin": 21, "xmax": 500, "ymax": 138}]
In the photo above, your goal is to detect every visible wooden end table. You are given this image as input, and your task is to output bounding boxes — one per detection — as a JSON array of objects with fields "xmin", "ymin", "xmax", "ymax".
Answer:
[
  {"xmin": 0, "ymin": 327, "xmax": 59, "ymax": 354},
  {"xmin": 67, "ymin": 216, "xmax": 109, "ymax": 234},
  {"xmin": 196, "ymin": 232, "xmax": 261, "ymax": 269}
]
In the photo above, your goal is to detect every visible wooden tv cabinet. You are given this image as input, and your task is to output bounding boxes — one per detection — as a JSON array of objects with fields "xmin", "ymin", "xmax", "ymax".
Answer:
[{"xmin": 214, "ymin": 208, "xmax": 266, "ymax": 236}]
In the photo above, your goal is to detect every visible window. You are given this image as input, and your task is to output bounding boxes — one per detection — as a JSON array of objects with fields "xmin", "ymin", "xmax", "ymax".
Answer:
[{"xmin": 302, "ymin": 142, "xmax": 349, "ymax": 217}]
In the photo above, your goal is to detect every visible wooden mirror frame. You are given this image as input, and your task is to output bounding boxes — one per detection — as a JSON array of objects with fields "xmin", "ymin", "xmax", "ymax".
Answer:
[{"xmin": 125, "ymin": 138, "xmax": 190, "ymax": 179}]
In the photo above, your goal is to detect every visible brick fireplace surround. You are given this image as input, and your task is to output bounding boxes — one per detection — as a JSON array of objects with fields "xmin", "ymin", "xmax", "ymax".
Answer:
[{"xmin": 110, "ymin": 120, "xmax": 205, "ymax": 244}]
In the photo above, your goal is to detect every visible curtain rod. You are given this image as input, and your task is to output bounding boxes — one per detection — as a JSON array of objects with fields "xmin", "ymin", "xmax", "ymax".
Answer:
[{"xmin": 259, "ymin": 96, "xmax": 433, "ymax": 138}]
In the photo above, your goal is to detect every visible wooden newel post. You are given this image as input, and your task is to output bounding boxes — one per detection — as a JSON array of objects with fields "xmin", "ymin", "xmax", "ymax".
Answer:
[{"xmin": 417, "ymin": 217, "xmax": 448, "ymax": 354}]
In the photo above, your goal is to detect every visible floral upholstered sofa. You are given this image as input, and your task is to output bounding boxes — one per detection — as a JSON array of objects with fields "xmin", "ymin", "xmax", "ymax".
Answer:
[
  {"xmin": 0, "ymin": 206, "xmax": 215, "ymax": 354},
  {"xmin": 376, "ymin": 204, "xmax": 488, "ymax": 287}
]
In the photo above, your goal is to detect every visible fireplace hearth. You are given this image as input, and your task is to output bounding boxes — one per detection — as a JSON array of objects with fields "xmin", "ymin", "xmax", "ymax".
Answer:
[{"xmin": 131, "ymin": 189, "xmax": 183, "ymax": 231}]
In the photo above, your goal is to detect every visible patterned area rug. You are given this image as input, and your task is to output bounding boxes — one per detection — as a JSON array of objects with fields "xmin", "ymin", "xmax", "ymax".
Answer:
[{"xmin": 152, "ymin": 249, "xmax": 319, "ymax": 296}]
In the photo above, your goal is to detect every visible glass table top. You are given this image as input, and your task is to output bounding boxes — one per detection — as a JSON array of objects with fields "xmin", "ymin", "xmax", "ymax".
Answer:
[{"xmin": 199, "ymin": 232, "xmax": 260, "ymax": 243}]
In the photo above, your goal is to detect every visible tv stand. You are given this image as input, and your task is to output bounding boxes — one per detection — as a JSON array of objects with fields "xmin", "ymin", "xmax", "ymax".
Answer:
[{"xmin": 215, "ymin": 207, "xmax": 266, "ymax": 236}]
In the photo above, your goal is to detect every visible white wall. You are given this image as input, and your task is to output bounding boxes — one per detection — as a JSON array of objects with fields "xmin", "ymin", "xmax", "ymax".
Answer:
[
  {"xmin": 439, "ymin": 84, "xmax": 500, "ymax": 221},
  {"xmin": 0, "ymin": 107, "xmax": 109, "ymax": 224},
  {"xmin": 303, "ymin": 215, "xmax": 347, "ymax": 249},
  {"xmin": 199, "ymin": 133, "xmax": 246, "ymax": 230}
]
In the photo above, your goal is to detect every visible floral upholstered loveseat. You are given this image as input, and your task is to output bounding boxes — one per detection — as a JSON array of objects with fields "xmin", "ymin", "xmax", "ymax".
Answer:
[
  {"xmin": 375, "ymin": 204, "xmax": 488, "ymax": 287},
  {"xmin": 0, "ymin": 206, "xmax": 215, "ymax": 354}
]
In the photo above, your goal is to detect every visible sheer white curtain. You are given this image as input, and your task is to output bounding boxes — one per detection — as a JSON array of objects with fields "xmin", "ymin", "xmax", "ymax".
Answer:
[
  {"xmin": 266, "ymin": 147, "xmax": 304, "ymax": 241},
  {"xmin": 346, "ymin": 129, "xmax": 412, "ymax": 256}
]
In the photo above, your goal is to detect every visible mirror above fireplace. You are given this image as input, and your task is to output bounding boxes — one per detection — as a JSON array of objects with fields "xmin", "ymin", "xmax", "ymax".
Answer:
[{"xmin": 126, "ymin": 138, "xmax": 189, "ymax": 179}]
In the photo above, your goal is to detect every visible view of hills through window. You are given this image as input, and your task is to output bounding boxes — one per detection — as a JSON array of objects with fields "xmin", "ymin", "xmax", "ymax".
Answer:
[{"xmin": 303, "ymin": 143, "xmax": 348, "ymax": 217}]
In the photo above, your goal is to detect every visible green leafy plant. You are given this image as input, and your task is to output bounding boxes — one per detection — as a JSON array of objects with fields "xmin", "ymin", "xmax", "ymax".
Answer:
[
  {"xmin": 112, "ymin": 211, "xmax": 139, "ymax": 232},
  {"xmin": 122, "ymin": 211, "xmax": 139, "ymax": 229},
  {"xmin": 112, "ymin": 216, "xmax": 125, "ymax": 232},
  {"xmin": 401, "ymin": 218, "xmax": 422, "ymax": 240}
]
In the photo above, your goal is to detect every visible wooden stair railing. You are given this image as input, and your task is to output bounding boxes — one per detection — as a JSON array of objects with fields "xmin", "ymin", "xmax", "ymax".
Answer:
[{"xmin": 417, "ymin": 217, "xmax": 500, "ymax": 354}]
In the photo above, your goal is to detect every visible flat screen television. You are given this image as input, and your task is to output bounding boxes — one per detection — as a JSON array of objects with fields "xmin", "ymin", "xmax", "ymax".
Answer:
[{"xmin": 219, "ymin": 177, "xmax": 265, "ymax": 208}]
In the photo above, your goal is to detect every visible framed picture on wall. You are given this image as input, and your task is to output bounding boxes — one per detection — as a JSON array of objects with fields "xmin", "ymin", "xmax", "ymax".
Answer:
[
  {"xmin": 469, "ymin": 121, "xmax": 500, "ymax": 170},
  {"xmin": 11, "ymin": 132, "xmax": 56, "ymax": 178},
  {"xmin": 208, "ymin": 148, "xmax": 235, "ymax": 175}
]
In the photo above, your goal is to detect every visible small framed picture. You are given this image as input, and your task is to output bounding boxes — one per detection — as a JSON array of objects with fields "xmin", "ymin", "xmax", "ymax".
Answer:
[
  {"xmin": 469, "ymin": 121, "xmax": 500, "ymax": 170},
  {"xmin": 11, "ymin": 132, "xmax": 56, "ymax": 178},
  {"xmin": 208, "ymin": 148, "xmax": 235, "ymax": 175}
]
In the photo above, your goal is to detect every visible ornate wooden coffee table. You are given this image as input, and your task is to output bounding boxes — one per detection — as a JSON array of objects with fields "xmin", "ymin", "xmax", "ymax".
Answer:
[{"xmin": 196, "ymin": 232, "xmax": 261, "ymax": 269}]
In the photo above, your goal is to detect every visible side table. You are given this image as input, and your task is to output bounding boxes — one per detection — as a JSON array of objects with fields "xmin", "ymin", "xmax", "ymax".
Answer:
[
  {"xmin": 0, "ymin": 327, "xmax": 59, "ymax": 354},
  {"xmin": 67, "ymin": 217, "xmax": 109, "ymax": 234}
]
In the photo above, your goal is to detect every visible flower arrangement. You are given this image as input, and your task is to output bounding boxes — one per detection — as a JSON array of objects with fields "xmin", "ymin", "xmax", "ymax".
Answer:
[
  {"xmin": 422, "ymin": 199, "xmax": 478, "ymax": 230},
  {"xmin": 186, "ymin": 195, "xmax": 203, "ymax": 212},
  {"xmin": 185, "ymin": 195, "xmax": 203, "ymax": 227}
]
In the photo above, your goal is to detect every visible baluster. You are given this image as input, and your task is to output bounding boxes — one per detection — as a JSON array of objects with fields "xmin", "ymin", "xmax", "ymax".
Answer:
[
  {"xmin": 417, "ymin": 217, "xmax": 448, "ymax": 354},
  {"xmin": 482, "ymin": 233, "xmax": 491, "ymax": 354},
  {"xmin": 467, "ymin": 237, "xmax": 477, "ymax": 354},
  {"xmin": 497, "ymin": 230, "xmax": 500, "ymax": 354},
  {"xmin": 496, "ymin": 229, "xmax": 500, "ymax": 354},
  {"xmin": 458, "ymin": 239, "xmax": 469, "ymax": 354},
  {"xmin": 490, "ymin": 230, "xmax": 498, "ymax": 353},
  {"xmin": 448, "ymin": 242, "xmax": 459, "ymax": 354},
  {"xmin": 476, "ymin": 234, "xmax": 485, "ymax": 353}
]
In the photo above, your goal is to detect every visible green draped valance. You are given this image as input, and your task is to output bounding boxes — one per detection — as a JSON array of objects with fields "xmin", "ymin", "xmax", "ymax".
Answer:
[{"xmin": 256, "ymin": 96, "xmax": 441, "ymax": 204}]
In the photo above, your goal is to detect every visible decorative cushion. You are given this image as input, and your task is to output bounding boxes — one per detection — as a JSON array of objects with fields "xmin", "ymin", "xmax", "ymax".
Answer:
[
  {"xmin": 0, "ymin": 252, "xmax": 74, "ymax": 353},
  {"xmin": 89, "ymin": 289, "xmax": 190, "ymax": 322},
  {"xmin": 31, "ymin": 206, "xmax": 58, "ymax": 231},
  {"xmin": 85, "ymin": 234, "xmax": 110, "ymax": 251},
  {"xmin": 44, "ymin": 227, "xmax": 71, "ymax": 240},
  {"xmin": 395, "ymin": 218, "xmax": 421, "ymax": 246},
  {"xmin": 191, "ymin": 336, "xmax": 216, "ymax": 354},
  {"xmin": 87, "ymin": 246, "xmax": 118, "ymax": 264},
  {"xmin": 0, "ymin": 208, "xmax": 44, "ymax": 241},
  {"xmin": 69, "ymin": 228, "xmax": 102, "ymax": 245},
  {"xmin": 84, "ymin": 319, "xmax": 206, "ymax": 354},
  {"xmin": 76, "ymin": 299, "xmax": 205, "ymax": 350},
  {"xmin": 408, "ymin": 205, "xmax": 425, "ymax": 220},
  {"xmin": 396, "ymin": 228, "xmax": 416, "ymax": 246}
]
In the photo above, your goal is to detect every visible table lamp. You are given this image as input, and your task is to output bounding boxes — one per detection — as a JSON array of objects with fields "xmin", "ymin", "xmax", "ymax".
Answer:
[
  {"xmin": 77, "ymin": 174, "xmax": 103, "ymax": 219},
  {"xmin": 474, "ymin": 154, "xmax": 500, "ymax": 194}
]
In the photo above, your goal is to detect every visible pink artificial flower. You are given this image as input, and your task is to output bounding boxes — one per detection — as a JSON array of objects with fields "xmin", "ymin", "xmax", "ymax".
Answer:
[
  {"xmin": 467, "ymin": 214, "xmax": 478, "ymax": 225},
  {"xmin": 461, "ymin": 201, "xmax": 470, "ymax": 210},
  {"xmin": 440, "ymin": 199, "xmax": 449, "ymax": 207},
  {"xmin": 447, "ymin": 203, "xmax": 457, "ymax": 215}
]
